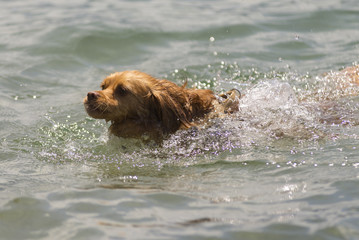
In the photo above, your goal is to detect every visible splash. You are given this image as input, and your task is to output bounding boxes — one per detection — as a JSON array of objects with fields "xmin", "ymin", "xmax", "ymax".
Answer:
[{"xmin": 237, "ymin": 80, "xmax": 322, "ymax": 140}]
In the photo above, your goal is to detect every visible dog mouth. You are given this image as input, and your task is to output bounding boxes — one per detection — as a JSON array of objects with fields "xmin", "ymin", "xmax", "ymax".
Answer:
[{"xmin": 83, "ymin": 96, "xmax": 110, "ymax": 120}]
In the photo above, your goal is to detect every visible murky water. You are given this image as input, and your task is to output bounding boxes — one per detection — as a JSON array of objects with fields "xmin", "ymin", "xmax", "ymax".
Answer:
[{"xmin": 1, "ymin": 0, "xmax": 359, "ymax": 239}]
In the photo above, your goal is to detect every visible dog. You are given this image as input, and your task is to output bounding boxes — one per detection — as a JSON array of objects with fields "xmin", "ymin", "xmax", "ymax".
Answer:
[
  {"xmin": 83, "ymin": 70, "xmax": 240, "ymax": 141},
  {"xmin": 84, "ymin": 66, "xmax": 359, "ymax": 141}
]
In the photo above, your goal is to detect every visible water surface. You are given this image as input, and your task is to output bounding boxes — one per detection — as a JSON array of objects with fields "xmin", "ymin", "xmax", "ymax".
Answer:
[{"xmin": 1, "ymin": 0, "xmax": 359, "ymax": 239}]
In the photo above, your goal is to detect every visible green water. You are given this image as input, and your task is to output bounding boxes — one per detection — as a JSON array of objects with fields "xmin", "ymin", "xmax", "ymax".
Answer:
[{"xmin": 1, "ymin": 0, "xmax": 359, "ymax": 239}]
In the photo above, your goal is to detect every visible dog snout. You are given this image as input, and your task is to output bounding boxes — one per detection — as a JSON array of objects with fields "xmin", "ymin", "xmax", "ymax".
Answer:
[{"xmin": 87, "ymin": 91, "xmax": 100, "ymax": 101}]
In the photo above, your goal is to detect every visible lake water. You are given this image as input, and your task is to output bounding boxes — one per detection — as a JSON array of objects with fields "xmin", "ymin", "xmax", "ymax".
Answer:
[{"xmin": 1, "ymin": 0, "xmax": 359, "ymax": 239}]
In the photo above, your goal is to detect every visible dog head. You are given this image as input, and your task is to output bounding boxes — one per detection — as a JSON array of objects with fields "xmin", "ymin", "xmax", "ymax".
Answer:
[{"xmin": 84, "ymin": 71, "xmax": 159, "ymax": 122}]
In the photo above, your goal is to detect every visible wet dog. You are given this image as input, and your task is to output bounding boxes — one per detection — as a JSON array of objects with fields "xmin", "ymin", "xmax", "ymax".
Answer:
[{"xmin": 84, "ymin": 70, "xmax": 240, "ymax": 141}]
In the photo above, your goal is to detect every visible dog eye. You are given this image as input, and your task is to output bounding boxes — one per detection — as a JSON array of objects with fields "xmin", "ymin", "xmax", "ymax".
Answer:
[
  {"xmin": 115, "ymin": 86, "xmax": 128, "ymax": 96},
  {"xmin": 101, "ymin": 84, "xmax": 106, "ymax": 90}
]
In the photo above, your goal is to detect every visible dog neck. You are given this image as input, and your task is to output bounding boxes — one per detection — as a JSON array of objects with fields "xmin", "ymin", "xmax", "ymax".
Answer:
[{"xmin": 109, "ymin": 119, "xmax": 164, "ymax": 141}]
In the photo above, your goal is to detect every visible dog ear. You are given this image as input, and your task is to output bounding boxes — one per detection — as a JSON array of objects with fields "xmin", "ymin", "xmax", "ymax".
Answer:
[{"xmin": 148, "ymin": 89, "xmax": 193, "ymax": 134}]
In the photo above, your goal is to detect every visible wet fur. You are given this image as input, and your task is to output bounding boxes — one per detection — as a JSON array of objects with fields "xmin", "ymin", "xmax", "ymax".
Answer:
[{"xmin": 84, "ymin": 71, "xmax": 218, "ymax": 140}]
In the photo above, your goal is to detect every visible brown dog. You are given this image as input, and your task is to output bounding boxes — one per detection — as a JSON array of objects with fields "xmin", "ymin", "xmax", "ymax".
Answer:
[{"xmin": 84, "ymin": 70, "xmax": 239, "ymax": 141}]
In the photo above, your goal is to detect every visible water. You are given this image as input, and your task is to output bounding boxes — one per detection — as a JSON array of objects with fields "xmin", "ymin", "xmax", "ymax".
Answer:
[{"xmin": 1, "ymin": 0, "xmax": 359, "ymax": 239}]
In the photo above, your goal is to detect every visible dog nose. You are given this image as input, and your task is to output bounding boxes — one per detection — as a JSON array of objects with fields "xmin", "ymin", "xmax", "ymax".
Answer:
[{"xmin": 87, "ymin": 91, "xmax": 99, "ymax": 101}]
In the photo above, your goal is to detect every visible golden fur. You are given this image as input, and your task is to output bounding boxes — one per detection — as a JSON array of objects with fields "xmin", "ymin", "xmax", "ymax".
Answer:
[{"xmin": 84, "ymin": 71, "xmax": 224, "ymax": 140}]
